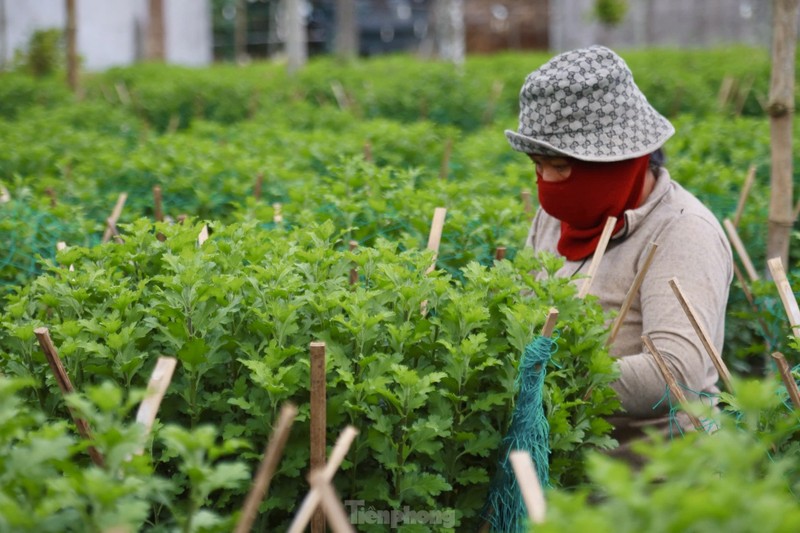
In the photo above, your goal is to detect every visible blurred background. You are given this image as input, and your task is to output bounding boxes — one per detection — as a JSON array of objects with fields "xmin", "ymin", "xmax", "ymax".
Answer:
[{"xmin": 0, "ymin": 0, "xmax": 777, "ymax": 71}]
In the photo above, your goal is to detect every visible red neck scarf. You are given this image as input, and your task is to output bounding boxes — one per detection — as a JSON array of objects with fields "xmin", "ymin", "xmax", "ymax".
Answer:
[{"xmin": 536, "ymin": 155, "xmax": 650, "ymax": 261}]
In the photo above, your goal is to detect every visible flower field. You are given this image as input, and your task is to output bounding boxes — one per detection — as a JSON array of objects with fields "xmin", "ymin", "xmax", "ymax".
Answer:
[{"xmin": 1, "ymin": 47, "xmax": 800, "ymax": 531}]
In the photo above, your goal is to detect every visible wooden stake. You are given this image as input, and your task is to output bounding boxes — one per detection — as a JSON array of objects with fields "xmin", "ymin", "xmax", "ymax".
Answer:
[
  {"xmin": 235, "ymin": 403, "xmax": 299, "ymax": 533},
  {"xmin": 642, "ymin": 335, "xmax": 705, "ymax": 431},
  {"xmin": 254, "ymin": 172, "xmax": 264, "ymax": 200},
  {"xmin": 723, "ymin": 218, "xmax": 759, "ymax": 282},
  {"xmin": 767, "ymin": 257, "xmax": 800, "ymax": 338},
  {"xmin": 521, "ymin": 190, "xmax": 533, "ymax": 217},
  {"xmin": 541, "ymin": 308, "xmax": 559, "ymax": 338},
  {"xmin": 732, "ymin": 165, "xmax": 756, "ymax": 228},
  {"xmin": 668, "ymin": 277, "xmax": 734, "ymax": 392},
  {"xmin": 494, "ymin": 246, "xmax": 506, "ymax": 261},
  {"xmin": 607, "ymin": 242, "xmax": 658, "ymax": 346},
  {"xmin": 309, "ymin": 469, "xmax": 356, "ymax": 533},
  {"xmin": 197, "ymin": 225, "xmax": 209, "ymax": 246},
  {"xmin": 363, "ymin": 142, "xmax": 373, "ymax": 163},
  {"xmin": 153, "ymin": 185, "xmax": 164, "ymax": 222},
  {"xmin": 771, "ymin": 352, "xmax": 800, "ymax": 410},
  {"xmin": 577, "ymin": 216, "xmax": 617, "ymax": 299},
  {"xmin": 439, "ymin": 138, "xmax": 453, "ymax": 180},
  {"xmin": 134, "ymin": 356, "xmax": 177, "ymax": 455},
  {"xmin": 348, "ymin": 241, "xmax": 359, "ymax": 285},
  {"xmin": 331, "ymin": 80, "xmax": 349, "ymax": 110},
  {"xmin": 45, "ymin": 187, "xmax": 57, "ymax": 207},
  {"xmin": 310, "ymin": 341, "xmax": 327, "ymax": 533},
  {"xmin": 508, "ymin": 450, "xmax": 546, "ymax": 525},
  {"xmin": 34, "ymin": 327, "xmax": 105, "ymax": 467},
  {"xmin": 273, "ymin": 203, "xmax": 283, "ymax": 224},
  {"xmin": 287, "ymin": 426, "xmax": 359, "ymax": 533},
  {"xmin": 424, "ymin": 207, "xmax": 447, "ymax": 275},
  {"xmin": 114, "ymin": 81, "xmax": 132, "ymax": 106},
  {"xmin": 0, "ymin": 185, "xmax": 10, "ymax": 203},
  {"xmin": 102, "ymin": 193, "xmax": 128, "ymax": 243}
]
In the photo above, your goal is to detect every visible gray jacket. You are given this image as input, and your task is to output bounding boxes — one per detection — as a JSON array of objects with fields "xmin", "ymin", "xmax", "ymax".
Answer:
[{"xmin": 526, "ymin": 168, "xmax": 733, "ymax": 446}]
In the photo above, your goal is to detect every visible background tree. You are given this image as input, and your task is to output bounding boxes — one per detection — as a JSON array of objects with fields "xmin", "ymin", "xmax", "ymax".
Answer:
[
  {"xmin": 334, "ymin": 0, "xmax": 357, "ymax": 60},
  {"xmin": 65, "ymin": 0, "xmax": 78, "ymax": 92},
  {"xmin": 146, "ymin": 0, "xmax": 165, "ymax": 61}
]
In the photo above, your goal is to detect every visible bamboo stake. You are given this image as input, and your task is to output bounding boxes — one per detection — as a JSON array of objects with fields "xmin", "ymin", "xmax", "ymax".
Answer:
[
  {"xmin": 330, "ymin": 80, "xmax": 349, "ymax": 110},
  {"xmin": 767, "ymin": 257, "xmax": 800, "ymax": 338},
  {"xmin": 309, "ymin": 469, "xmax": 356, "ymax": 533},
  {"xmin": 577, "ymin": 216, "xmax": 617, "ymax": 299},
  {"xmin": 542, "ymin": 308, "xmax": 559, "ymax": 338},
  {"xmin": 235, "ymin": 403, "xmax": 299, "ymax": 533},
  {"xmin": 732, "ymin": 165, "xmax": 757, "ymax": 228},
  {"xmin": 310, "ymin": 341, "xmax": 327, "ymax": 533},
  {"xmin": 668, "ymin": 278, "xmax": 734, "ymax": 392},
  {"xmin": 521, "ymin": 190, "xmax": 533, "ymax": 217},
  {"xmin": 424, "ymin": 207, "xmax": 447, "ymax": 275},
  {"xmin": 363, "ymin": 141, "xmax": 373, "ymax": 163},
  {"xmin": 287, "ymin": 426, "xmax": 359, "ymax": 533},
  {"xmin": 134, "ymin": 356, "xmax": 177, "ymax": 455},
  {"xmin": 439, "ymin": 138, "xmax": 453, "ymax": 180},
  {"xmin": 771, "ymin": 352, "xmax": 800, "ymax": 410},
  {"xmin": 114, "ymin": 81, "xmax": 131, "ymax": 106},
  {"xmin": 0, "ymin": 184, "xmax": 10, "ymax": 203},
  {"xmin": 153, "ymin": 185, "xmax": 164, "ymax": 222},
  {"xmin": 273, "ymin": 203, "xmax": 283, "ymax": 224},
  {"xmin": 34, "ymin": 327, "xmax": 105, "ymax": 467},
  {"xmin": 607, "ymin": 242, "xmax": 658, "ymax": 346},
  {"xmin": 102, "ymin": 193, "xmax": 128, "ymax": 243},
  {"xmin": 197, "ymin": 225, "xmax": 209, "ymax": 246},
  {"xmin": 508, "ymin": 450, "xmax": 546, "ymax": 525},
  {"xmin": 723, "ymin": 218, "xmax": 759, "ymax": 282},
  {"xmin": 642, "ymin": 335, "xmax": 705, "ymax": 431}
]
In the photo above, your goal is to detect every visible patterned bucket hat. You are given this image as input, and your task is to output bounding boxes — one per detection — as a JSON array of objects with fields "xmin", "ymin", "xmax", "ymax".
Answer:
[{"xmin": 505, "ymin": 45, "xmax": 674, "ymax": 162}]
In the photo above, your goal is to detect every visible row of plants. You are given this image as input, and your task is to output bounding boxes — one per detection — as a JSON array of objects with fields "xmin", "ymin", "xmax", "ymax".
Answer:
[{"xmin": 0, "ymin": 219, "xmax": 619, "ymax": 530}]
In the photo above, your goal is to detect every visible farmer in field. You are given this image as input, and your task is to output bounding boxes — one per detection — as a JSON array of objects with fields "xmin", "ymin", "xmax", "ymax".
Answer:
[{"xmin": 505, "ymin": 45, "xmax": 733, "ymax": 461}]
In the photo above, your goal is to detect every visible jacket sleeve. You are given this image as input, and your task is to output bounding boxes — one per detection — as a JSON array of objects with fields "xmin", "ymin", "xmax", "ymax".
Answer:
[{"xmin": 610, "ymin": 213, "xmax": 733, "ymax": 417}]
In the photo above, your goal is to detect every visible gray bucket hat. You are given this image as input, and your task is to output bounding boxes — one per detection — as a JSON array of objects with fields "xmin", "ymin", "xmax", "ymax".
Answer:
[{"xmin": 505, "ymin": 45, "xmax": 674, "ymax": 162}]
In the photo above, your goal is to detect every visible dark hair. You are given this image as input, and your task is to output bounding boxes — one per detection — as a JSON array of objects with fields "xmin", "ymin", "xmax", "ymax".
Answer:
[{"xmin": 649, "ymin": 147, "xmax": 666, "ymax": 174}]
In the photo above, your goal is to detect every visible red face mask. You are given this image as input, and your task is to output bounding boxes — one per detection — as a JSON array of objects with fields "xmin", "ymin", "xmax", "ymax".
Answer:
[{"xmin": 536, "ymin": 155, "xmax": 650, "ymax": 261}]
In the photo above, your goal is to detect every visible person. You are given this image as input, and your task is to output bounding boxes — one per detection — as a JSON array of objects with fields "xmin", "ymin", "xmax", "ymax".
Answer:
[{"xmin": 505, "ymin": 45, "xmax": 733, "ymax": 461}]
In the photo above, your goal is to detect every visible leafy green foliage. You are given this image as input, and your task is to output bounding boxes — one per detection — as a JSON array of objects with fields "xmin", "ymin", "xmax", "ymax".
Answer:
[{"xmin": 0, "ymin": 219, "xmax": 619, "ymax": 529}]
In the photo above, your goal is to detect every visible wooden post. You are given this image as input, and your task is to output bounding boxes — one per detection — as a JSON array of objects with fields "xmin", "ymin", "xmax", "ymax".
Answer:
[
  {"xmin": 771, "ymin": 352, "xmax": 800, "ymax": 409},
  {"xmin": 732, "ymin": 165, "xmax": 756, "ymax": 228},
  {"xmin": 439, "ymin": 138, "xmax": 453, "ymax": 180},
  {"xmin": 102, "ymin": 193, "xmax": 128, "ymax": 243},
  {"xmin": 254, "ymin": 172, "xmax": 263, "ymax": 200},
  {"xmin": 308, "ymin": 470, "xmax": 356, "ymax": 533},
  {"xmin": 34, "ymin": 327, "xmax": 105, "ymax": 466},
  {"xmin": 668, "ymin": 278, "xmax": 734, "ymax": 392},
  {"xmin": 508, "ymin": 450, "xmax": 546, "ymax": 525},
  {"xmin": 642, "ymin": 335, "xmax": 705, "ymax": 431},
  {"xmin": 424, "ymin": 207, "xmax": 447, "ymax": 275},
  {"xmin": 287, "ymin": 426, "xmax": 359, "ymax": 533},
  {"xmin": 607, "ymin": 242, "xmax": 658, "ymax": 346},
  {"xmin": 153, "ymin": 185, "xmax": 164, "ymax": 222},
  {"xmin": 310, "ymin": 341, "xmax": 327, "ymax": 533},
  {"xmin": 134, "ymin": 356, "xmax": 177, "ymax": 455},
  {"xmin": 235, "ymin": 403, "xmax": 299, "ymax": 533},
  {"xmin": 766, "ymin": 0, "xmax": 798, "ymax": 268},
  {"xmin": 65, "ymin": 0, "xmax": 79, "ymax": 93},
  {"xmin": 146, "ymin": 0, "xmax": 166, "ymax": 61},
  {"xmin": 577, "ymin": 216, "xmax": 616, "ymax": 299},
  {"xmin": 767, "ymin": 257, "xmax": 800, "ymax": 337},
  {"xmin": 521, "ymin": 190, "xmax": 533, "ymax": 217},
  {"xmin": 197, "ymin": 225, "xmax": 209, "ymax": 246},
  {"xmin": 723, "ymin": 218, "xmax": 759, "ymax": 282}
]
